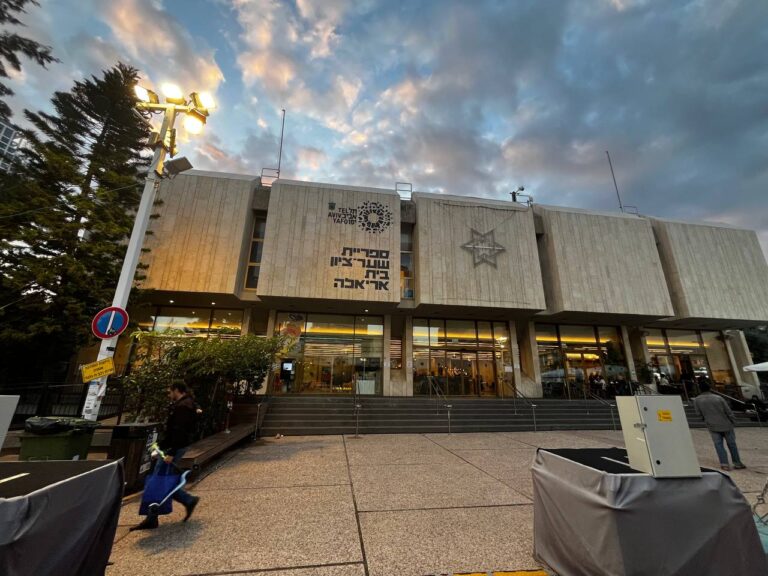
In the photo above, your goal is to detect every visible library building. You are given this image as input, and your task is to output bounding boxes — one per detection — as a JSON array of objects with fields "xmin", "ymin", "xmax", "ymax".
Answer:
[{"xmin": 122, "ymin": 171, "xmax": 768, "ymax": 402}]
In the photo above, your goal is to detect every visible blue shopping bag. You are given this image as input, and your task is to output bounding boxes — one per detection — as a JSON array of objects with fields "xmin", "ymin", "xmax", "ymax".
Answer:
[{"xmin": 139, "ymin": 460, "xmax": 182, "ymax": 516}]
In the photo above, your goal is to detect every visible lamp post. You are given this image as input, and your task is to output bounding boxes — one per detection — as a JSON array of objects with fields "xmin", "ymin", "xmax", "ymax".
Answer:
[{"xmin": 81, "ymin": 83, "xmax": 215, "ymax": 420}]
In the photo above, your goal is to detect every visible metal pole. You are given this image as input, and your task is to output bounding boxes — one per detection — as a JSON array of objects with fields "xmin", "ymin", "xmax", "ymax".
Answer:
[
  {"xmin": 354, "ymin": 403, "xmax": 362, "ymax": 438},
  {"xmin": 610, "ymin": 405, "xmax": 617, "ymax": 431},
  {"xmin": 606, "ymin": 150, "xmax": 624, "ymax": 213},
  {"xmin": 754, "ymin": 402, "xmax": 763, "ymax": 427},
  {"xmin": 532, "ymin": 404, "xmax": 538, "ymax": 433},
  {"xmin": 446, "ymin": 404, "xmax": 452, "ymax": 435},
  {"xmin": 82, "ymin": 106, "xmax": 176, "ymax": 420},
  {"xmin": 276, "ymin": 108, "xmax": 286, "ymax": 178}
]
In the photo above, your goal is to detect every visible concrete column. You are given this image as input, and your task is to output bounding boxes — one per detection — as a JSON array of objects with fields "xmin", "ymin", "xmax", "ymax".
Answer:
[
  {"xmin": 258, "ymin": 309, "xmax": 278, "ymax": 395},
  {"xmin": 725, "ymin": 330, "xmax": 761, "ymax": 398},
  {"xmin": 620, "ymin": 325, "xmax": 638, "ymax": 381},
  {"xmin": 508, "ymin": 319, "xmax": 521, "ymax": 398},
  {"xmin": 383, "ymin": 314, "xmax": 392, "ymax": 396},
  {"xmin": 241, "ymin": 307, "xmax": 252, "ymax": 335},
  {"xmin": 404, "ymin": 315, "xmax": 414, "ymax": 396},
  {"xmin": 627, "ymin": 327, "xmax": 653, "ymax": 388},
  {"xmin": 266, "ymin": 309, "xmax": 277, "ymax": 336},
  {"xmin": 517, "ymin": 320, "xmax": 542, "ymax": 396}
]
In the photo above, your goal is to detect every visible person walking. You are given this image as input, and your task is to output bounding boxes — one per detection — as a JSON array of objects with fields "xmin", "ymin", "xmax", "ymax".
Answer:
[
  {"xmin": 693, "ymin": 381, "xmax": 746, "ymax": 471},
  {"xmin": 131, "ymin": 381, "xmax": 201, "ymax": 530}
]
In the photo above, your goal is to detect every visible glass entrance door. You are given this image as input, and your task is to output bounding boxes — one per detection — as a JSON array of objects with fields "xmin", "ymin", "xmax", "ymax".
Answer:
[
  {"xmin": 477, "ymin": 350, "xmax": 496, "ymax": 396},
  {"xmin": 446, "ymin": 351, "xmax": 478, "ymax": 396}
]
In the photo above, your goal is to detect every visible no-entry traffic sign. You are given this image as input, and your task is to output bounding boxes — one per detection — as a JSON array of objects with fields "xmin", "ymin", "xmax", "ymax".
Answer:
[{"xmin": 91, "ymin": 307, "xmax": 129, "ymax": 340}]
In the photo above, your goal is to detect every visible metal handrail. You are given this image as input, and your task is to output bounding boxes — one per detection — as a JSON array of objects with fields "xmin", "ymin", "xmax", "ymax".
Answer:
[
  {"xmin": 426, "ymin": 377, "xmax": 452, "ymax": 433},
  {"xmin": 511, "ymin": 387, "xmax": 538, "ymax": 432},
  {"xmin": 352, "ymin": 378, "xmax": 362, "ymax": 438},
  {"xmin": 634, "ymin": 383, "xmax": 657, "ymax": 395},
  {"xmin": 711, "ymin": 390, "xmax": 763, "ymax": 427},
  {"xmin": 586, "ymin": 391, "xmax": 617, "ymax": 431}
]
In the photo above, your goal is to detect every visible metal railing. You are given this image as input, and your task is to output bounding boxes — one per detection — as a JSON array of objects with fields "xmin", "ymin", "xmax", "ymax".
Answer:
[
  {"xmin": 426, "ymin": 376, "xmax": 452, "ymax": 433},
  {"xmin": 712, "ymin": 390, "xmax": 763, "ymax": 427},
  {"xmin": 511, "ymin": 388, "xmax": 537, "ymax": 432},
  {"xmin": 352, "ymin": 379, "xmax": 362, "ymax": 438},
  {"xmin": 1, "ymin": 381, "xmax": 126, "ymax": 427},
  {"xmin": 586, "ymin": 391, "xmax": 617, "ymax": 431}
]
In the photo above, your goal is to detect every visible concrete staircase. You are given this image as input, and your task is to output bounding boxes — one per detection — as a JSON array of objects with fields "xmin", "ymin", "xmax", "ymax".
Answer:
[{"xmin": 258, "ymin": 396, "xmax": 761, "ymax": 436}]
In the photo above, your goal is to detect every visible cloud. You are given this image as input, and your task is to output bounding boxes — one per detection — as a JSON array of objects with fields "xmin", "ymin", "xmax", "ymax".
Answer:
[{"xmin": 98, "ymin": 0, "xmax": 224, "ymax": 95}]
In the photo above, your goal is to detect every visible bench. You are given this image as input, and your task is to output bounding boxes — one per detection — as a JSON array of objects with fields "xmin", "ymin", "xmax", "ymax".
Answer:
[{"xmin": 178, "ymin": 423, "xmax": 256, "ymax": 473}]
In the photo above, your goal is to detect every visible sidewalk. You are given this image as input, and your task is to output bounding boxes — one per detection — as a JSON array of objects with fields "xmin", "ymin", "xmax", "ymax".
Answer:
[{"xmin": 107, "ymin": 428, "xmax": 768, "ymax": 576}]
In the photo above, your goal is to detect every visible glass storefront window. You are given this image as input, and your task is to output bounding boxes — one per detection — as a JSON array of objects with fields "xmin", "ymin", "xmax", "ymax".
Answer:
[
  {"xmin": 154, "ymin": 307, "xmax": 210, "ymax": 336},
  {"xmin": 666, "ymin": 330, "xmax": 704, "ymax": 355},
  {"xmin": 477, "ymin": 322, "xmax": 494, "ymax": 349},
  {"xmin": 413, "ymin": 348, "xmax": 430, "ymax": 394},
  {"xmin": 536, "ymin": 324, "xmax": 631, "ymax": 399},
  {"xmin": 413, "ymin": 318, "xmax": 511, "ymax": 397},
  {"xmin": 273, "ymin": 313, "xmax": 384, "ymax": 395},
  {"xmin": 645, "ymin": 329, "xmax": 667, "ymax": 355},
  {"xmin": 701, "ymin": 331, "xmax": 735, "ymax": 387},
  {"xmin": 413, "ymin": 318, "xmax": 430, "ymax": 347},
  {"xmin": 643, "ymin": 329, "xmax": 734, "ymax": 394},
  {"xmin": 133, "ymin": 306, "xmax": 157, "ymax": 332},
  {"xmin": 445, "ymin": 319, "xmax": 477, "ymax": 348},
  {"xmin": 598, "ymin": 327, "xmax": 628, "ymax": 381},
  {"xmin": 429, "ymin": 319, "xmax": 446, "ymax": 348},
  {"xmin": 210, "ymin": 310, "xmax": 243, "ymax": 337}
]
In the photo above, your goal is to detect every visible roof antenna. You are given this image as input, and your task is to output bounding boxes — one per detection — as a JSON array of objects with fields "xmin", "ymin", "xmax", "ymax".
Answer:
[{"xmin": 605, "ymin": 150, "xmax": 624, "ymax": 213}]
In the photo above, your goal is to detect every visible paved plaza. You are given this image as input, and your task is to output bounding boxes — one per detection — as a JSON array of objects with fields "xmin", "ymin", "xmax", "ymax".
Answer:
[{"xmin": 107, "ymin": 428, "xmax": 768, "ymax": 576}]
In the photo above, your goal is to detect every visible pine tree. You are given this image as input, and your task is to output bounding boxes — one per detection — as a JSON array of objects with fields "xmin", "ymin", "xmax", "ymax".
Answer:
[
  {"xmin": 0, "ymin": 0, "xmax": 57, "ymax": 121},
  {"xmin": 0, "ymin": 63, "xmax": 150, "ymax": 385}
]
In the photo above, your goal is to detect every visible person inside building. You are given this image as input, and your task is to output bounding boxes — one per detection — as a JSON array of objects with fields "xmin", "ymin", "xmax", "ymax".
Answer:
[
  {"xmin": 693, "ymin": 381, "xmax": 746, "ymax": 471},
  {"xmin": 131, "ymin": 380, "xmax": 201, "ymax": 530}
]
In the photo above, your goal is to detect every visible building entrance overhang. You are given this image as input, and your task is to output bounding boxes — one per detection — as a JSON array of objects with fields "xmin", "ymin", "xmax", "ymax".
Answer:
[
  {"xmin": 534, "ymin": 310, "xmax": 674, "ymax": 327},
  {"xmin": 648, "ymin": 316, "xmax": 768, "ymax": 331},
  {"xmin": 136, "ymin": 290, "xmax": 245, "ymax": 309},
  {"xmin": 256, "ymin": 295, "xmax": 400, "ymax": 316},
  {"xmin": 408, "ymin": 303, "xmax": 544, "ymax": 322}
]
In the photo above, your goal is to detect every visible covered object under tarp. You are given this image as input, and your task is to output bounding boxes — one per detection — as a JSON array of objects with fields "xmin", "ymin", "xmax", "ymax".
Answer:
[
  {"xmin": 532, "ymin": 448, "xmax": 766, "ymax": 576},
  {"xmin": 0, "ymin": 460, "xmax": 124, "ymax": 576}
]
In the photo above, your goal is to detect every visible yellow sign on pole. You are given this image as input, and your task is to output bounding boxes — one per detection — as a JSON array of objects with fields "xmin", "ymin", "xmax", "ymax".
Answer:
[{"xmin": 81, "ymin": 357, "xmax": 116, "ymax": 382}]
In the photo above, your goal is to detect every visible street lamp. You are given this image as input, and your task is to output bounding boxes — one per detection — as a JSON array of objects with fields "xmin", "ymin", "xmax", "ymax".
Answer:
[{"xmin": 82, "ymin": 83, "xmax": 215, "ymax": 420}]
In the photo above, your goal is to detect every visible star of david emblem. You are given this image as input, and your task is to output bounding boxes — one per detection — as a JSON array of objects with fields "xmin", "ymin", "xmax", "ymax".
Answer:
[{"xmin": 461, "ymin": 228, "xmax": 505, "ymax": 268}]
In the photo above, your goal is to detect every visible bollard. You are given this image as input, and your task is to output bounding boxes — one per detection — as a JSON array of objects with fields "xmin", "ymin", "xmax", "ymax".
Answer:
[{"xmin": 446, "ymin": 404, "xmax": 452, "ymax": 435}]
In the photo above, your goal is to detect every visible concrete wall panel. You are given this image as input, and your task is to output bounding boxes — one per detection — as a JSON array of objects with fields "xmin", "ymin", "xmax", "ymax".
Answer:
[
  {"xmin": 413, "ymin": 193, "xmax": 545, "ymax": 310},
  {"xmin": 535, "ymin": 206, "xmax": 674, "ymax": 318},
  {"xmin": 140, "ymin": 171, "xmax": 257, "ymax": 294},
  {"xmin": 257, "ymin": 180, "xmax": 401, "ymax": 303},
  {"xmin": 651, "ymin": 219, "xmax": 768, "ymax": 323}
]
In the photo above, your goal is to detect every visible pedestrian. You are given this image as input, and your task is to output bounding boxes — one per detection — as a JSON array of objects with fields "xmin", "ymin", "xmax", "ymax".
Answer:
[
  {"xmin": 693, "ymin": 381, "xmax": 746, "ymax": 471},
  {"xmin": 130, "ymin": 380, "xmax": 201, "ymax": 530}
]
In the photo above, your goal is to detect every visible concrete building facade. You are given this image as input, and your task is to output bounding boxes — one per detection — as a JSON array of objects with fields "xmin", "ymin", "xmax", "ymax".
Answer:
[{"xmin": 131, "ymin": 171, "xmax": 768, "ymax": 400}]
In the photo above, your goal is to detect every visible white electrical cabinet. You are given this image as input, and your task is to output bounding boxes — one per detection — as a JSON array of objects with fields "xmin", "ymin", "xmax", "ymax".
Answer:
[{"xmin": 616, "ymin": 395, "xmax": 701, "ymax": 478}]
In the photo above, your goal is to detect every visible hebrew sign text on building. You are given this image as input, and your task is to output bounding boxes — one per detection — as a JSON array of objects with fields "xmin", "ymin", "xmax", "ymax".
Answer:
[{"xmin": 331, "ymin": 247, "xmax": 390, "ymax": 291}]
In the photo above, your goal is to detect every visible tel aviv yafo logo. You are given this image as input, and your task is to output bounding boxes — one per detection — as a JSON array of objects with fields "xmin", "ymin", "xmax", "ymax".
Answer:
[{"xmin": 328, "ymin": 200, "xmax": 393, "ymax": 234}]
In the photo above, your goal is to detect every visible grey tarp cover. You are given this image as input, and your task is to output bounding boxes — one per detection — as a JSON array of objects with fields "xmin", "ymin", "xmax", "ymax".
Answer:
[
  {"xmin": 0, "ymin": 460, "xmax": 124, "ymax": 576},
  {"xmin": 532, "ymin": 448, "xmax": 766, "ymax": 576}
]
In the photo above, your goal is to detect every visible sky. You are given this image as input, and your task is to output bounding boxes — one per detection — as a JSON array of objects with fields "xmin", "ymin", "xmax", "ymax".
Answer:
[{"xmin": 5, "ymin": 0, "xmax": 768, "ymax": 254}]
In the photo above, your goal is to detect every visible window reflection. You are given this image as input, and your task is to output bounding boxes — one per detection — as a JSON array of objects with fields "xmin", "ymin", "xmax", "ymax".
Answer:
[
  {"xmin": 413, "ymin": 318, "xmax": 512, "ymax": 397},
  {"xmin": 272, "ymin": 312, "xmax": 385, "ymax": 395}
]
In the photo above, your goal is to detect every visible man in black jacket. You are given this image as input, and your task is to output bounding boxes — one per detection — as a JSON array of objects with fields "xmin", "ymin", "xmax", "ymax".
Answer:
[{"xmin": 131, "ymin": 381, "xmax": 201, "ymax": 530}]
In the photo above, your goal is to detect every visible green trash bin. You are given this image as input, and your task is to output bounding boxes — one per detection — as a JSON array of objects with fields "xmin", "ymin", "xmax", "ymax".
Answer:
[{"xmin": 19, "ymin": 417, "xmax": 100, "ymax": 461}]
